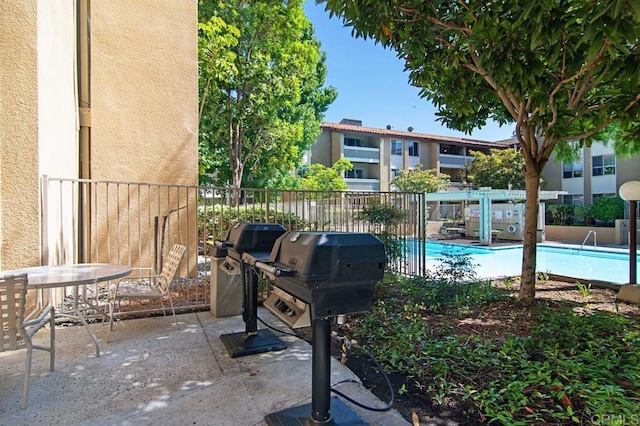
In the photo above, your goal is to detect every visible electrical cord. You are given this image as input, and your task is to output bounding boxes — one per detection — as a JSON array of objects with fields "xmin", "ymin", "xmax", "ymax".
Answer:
[
  {"xmin": 330, "ymin": 333, "xmax": 395, "ymax": 412},
  {"xmin": 257, "ymin": 315, "xmax": 309, "ymax": 342},
  {"xmin": 257, "ymin": 312, "xmax": 394, "ymax": 412},
  {"xmin": 252, "ymin": 260, "xmax": 394, "ymax": 413}
]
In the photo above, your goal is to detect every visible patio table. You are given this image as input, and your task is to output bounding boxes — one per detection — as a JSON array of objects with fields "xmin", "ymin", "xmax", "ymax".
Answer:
[{"xmin": 2, "ymin": 264, "xmax": 131, "ymax": 357}]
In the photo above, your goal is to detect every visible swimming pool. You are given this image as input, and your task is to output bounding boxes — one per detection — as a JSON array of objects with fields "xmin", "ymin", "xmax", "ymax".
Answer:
[{"xmin": 408, "ymin": 241, "xmax": 639, "ymax": 284}]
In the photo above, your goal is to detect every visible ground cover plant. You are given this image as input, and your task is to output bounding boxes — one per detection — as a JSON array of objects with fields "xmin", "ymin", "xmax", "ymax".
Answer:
[{"xmin": 333, "ymin": 254, "xmax": 640, "ymax": 425}]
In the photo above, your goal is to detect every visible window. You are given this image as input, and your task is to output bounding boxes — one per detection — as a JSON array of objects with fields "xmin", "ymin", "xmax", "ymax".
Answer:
[
  {"xmin": 408, "ymin": 141, "xmax": 419, "ymax": 157},
  {"xmin": 345, "ymin": 169, "xmax": 364, "ymax": 179},
  {"xmin": 562, "ymin": 194, "xmax": 584, "ymax": 205},
  {"xmin": 592, "ymin": 154, "xmax": 616, "ymax": 176},
  {"xmin": 440, "ymin": 144, "xmax": 460, "ymax": 155},
  {"xmin": 391, "ymin": 140, "xmax": 402, "ymax": 155},
  {"xmin": 391, "ymin": 168, "xmax": 400, "ymax": 178},
  {"xmin": 344, "ymin": 137, "xmax": 362, "ymax": 147},
  {"xmin": 562, "ymin": 156, "xmax": 583, "ymax": 178},
  {"xmin": 592, "ymin": 193, "xmax": 616, "ymax": 202}
]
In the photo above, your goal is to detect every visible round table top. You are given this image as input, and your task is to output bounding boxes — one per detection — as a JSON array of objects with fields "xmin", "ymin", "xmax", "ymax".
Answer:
[{"xmin": 1, "ymin": 263, "xmax": 132, "ymax": 288}]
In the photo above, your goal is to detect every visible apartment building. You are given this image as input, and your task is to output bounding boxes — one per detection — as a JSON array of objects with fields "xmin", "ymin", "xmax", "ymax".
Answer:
[
  {"xmin": 308, "ymin": 119, "xmax": 513, "ymax": 192},
  {"xmin": 541, "ymin": 142, "xmax": 640, "ymax": 207}
]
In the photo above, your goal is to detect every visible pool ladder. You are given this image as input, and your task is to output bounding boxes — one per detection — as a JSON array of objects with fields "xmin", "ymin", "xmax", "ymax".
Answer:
[{"xmin": 579, "ymin": 230, "xmax": 597, "ymax": 252}]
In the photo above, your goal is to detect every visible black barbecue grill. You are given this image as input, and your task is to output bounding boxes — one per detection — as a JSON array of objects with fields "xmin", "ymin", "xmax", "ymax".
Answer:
[
  {"xmin": 254, "ymin": 231, "xmax": 386, "ymax": 425},
  {"xmin": 216, "ymin": 222, "xmax": 287, "ymax": 358}
]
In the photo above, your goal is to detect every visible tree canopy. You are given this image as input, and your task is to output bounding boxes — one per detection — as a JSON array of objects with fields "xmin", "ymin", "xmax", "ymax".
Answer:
[
  {"xmin": 299, "ymin": 158, "xmax": 353, "ymax": 191},
  {"xmin": 198, "ymin": 0, "xmax": 337, "ymax": 188},
  {"xmin": 391, "ymin": 164, "xmax": 450, "ymax": 193},
  {"xmin": 466, "ymin": 148, "xmax": 526, "ymax": 190},
  {"xmin": 323, "ymin": 0, "xmax": 640, "ymax": 301}
]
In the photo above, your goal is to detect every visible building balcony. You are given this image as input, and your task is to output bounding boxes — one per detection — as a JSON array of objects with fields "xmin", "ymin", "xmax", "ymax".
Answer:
[
  {"xmin": 345, "ymin": 178, "xmax": 380, "ymax": 192},
  {"xmin": 439, "ymin": 153, "xmax": 474, "ymax": 168},
  {"xmin": 343, "ymin": 146, "xmax": 380, "ymax": 164}
]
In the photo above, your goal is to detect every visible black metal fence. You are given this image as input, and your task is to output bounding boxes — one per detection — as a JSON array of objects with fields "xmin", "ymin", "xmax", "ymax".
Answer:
[{"xmin": 41, "ymin": 177, "xmax": 428, "ymax": 314}]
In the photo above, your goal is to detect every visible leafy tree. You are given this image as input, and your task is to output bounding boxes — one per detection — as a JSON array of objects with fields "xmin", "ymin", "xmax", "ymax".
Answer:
[
  {"xmin": 198, "ymin": 0, "xmax": 337, "ymax": 188},
  {"xmin": 391, "ymin": 164, "xmax": 450, "ymax": 193},
  {"xmin": 467, "ymin": 148, "xmax": 526, "ymax": 190},
  {"xmin": 198, "ymin": 15, "xmax": 240, "ymax": 182},
  {"xmin": 299, "ymin": 158, "xmax": 352, "ymax": 191},
  {"xmin": 323, "ymin": 0, "xmax": 640, "ymax": 301}
]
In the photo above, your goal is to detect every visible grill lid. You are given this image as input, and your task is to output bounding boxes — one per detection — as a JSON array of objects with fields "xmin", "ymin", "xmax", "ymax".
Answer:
[
  {"xmin": 268, "ymin": 231, "xmax": 386, "ymax": 283},
  {"xmin": 217, "ymin": 222, "xmax": 286, "ymax": 253}
]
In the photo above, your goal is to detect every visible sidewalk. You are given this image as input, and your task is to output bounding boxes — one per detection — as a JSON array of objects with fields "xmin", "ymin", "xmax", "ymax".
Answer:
[{"xmin": 0, "ymin": 309, "xmax": 408, "ymax": 426}]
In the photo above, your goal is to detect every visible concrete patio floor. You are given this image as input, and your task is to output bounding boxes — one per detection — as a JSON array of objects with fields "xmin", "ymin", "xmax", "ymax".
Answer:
[{"xmin": 0, "ymin": 308, "xmax": 408, "ymax": 426}]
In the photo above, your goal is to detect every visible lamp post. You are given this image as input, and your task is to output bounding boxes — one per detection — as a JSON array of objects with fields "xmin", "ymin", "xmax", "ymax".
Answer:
[{"xmin": 617, "ymin": 181, "xmax": 640, "ymax": 303}]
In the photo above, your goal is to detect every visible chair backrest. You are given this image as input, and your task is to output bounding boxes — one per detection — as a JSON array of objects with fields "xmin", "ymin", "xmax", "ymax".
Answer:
[
  {"xmin": 0, "ymin": 273, "xmax": 28, "ymax": 352},
  {"xmin": 157, "ymin": 245, "xmax": 187, "ymax": 294}
]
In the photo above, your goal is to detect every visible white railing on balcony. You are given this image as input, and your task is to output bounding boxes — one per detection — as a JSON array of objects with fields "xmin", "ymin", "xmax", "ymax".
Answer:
[
  {"xmin": 345, "ymin": 178, "xmax": 380, "ymax": 192},
  {"xmin": 439, "ymin": 153, "xmax": 474, "ymax": 168},
  {"xmin": 343, "ymin": 146, "xmax": 380, "ymax": 163}
]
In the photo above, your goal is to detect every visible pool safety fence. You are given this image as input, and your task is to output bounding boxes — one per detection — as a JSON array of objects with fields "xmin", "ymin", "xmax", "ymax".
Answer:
[{"xmin": 40, "ymin": 177, "xmax": 430, "ymax": 318}]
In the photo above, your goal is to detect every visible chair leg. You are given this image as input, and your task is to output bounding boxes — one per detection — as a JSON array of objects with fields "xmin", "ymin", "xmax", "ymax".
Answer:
[
  {"xmin": 22, "ymin": 346, "xmax": 32, "ymax": 409},
  {"xmin": 49, "ymin": 310, "xmax": 55, "ymax": 372},
  {"xmin": 168, "ymin": 295, "xmax": 177, "ymax": 327},
  {"xmin": 107, "ymin": 299, "xmax": 114, "ymax": 343}
]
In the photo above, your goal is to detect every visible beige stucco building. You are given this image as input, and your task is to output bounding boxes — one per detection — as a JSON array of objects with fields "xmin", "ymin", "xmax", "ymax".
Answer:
[
  {"xmin": 0, "ymin": 1, "xmax": 198, "ymax": 270},
  {"xmin": 310, "ymin": 119, "xmax": 514, "ymax": 192},
  {"xmin": 541, "ymin": 141, "xmax": 640, "ymax": 206}
]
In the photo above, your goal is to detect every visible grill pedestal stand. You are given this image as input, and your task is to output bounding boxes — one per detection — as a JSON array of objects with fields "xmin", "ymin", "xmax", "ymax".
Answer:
[
  {"xmin": 265, "ymin": 318, "xmax": 365, "ymax": 426},
  {"xmin": 220, "ymin": 258, "xmax": 286, "ymax": 358}
]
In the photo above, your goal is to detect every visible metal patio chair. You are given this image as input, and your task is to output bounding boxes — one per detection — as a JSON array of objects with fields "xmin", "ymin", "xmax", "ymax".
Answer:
[
  {"xmin": 107, "ymin": 245, "xmax": 186, "ymax": 341},
  {"xmin": 0, "ymin": 273, "xmax": 55, "ymax": 409}
]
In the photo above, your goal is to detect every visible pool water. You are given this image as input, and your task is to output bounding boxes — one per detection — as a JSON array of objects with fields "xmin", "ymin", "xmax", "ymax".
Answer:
[{"xmin": 408, "ymin": 241, "xmax": 639, "ymax": 284}]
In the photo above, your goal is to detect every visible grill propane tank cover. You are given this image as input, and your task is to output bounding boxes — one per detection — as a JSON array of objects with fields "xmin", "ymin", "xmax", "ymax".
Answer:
[{"xmin": 268, "ymin": 231, "xmax": 387, "ymax": 319}]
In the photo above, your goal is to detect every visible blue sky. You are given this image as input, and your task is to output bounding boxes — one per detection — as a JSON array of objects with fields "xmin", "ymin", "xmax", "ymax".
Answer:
[{"xmin": 304, "ymin": 1, "xmax": 515, "ymax": 142}]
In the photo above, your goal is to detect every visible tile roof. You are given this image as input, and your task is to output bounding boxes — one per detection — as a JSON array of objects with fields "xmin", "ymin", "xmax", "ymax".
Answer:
[{"xmin": 321, "ymin": 122, "xmax": 516, "ymax": 148}]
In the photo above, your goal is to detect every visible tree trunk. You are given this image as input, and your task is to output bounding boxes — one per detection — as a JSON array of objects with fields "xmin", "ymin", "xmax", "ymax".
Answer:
[{"xmin": 518, "ymin": 164, "xmax": 542, "ymax": 302}]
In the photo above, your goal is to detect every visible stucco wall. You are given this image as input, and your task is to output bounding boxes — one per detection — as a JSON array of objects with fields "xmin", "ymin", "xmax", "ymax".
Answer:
[
  {"xmin": 310, "ymin": 130, "xmax": 332, "ymax": 167},
  {"xmin": 0, "ymin": 1, "xmax": 40, "ymax": 269},
  {"xmin": 545, "ymin": 225, "xmax": 617, "ymax": 245},
  {"xmin": 91, "ymin": 0, "xmax": 198, "ymax": 184},
  {"xmin": 88, "ymin": 1, "xmax": 199, "ymax": 269}
]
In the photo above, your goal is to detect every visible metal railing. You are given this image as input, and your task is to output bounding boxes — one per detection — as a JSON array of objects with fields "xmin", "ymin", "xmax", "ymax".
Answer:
[
  {"xmin": 580, "ymin": 230, "xmax": 597, "ymax": 251},
  {"xmin": 41, "ymin": 177, "xmax": 428, "ymax": 317}
]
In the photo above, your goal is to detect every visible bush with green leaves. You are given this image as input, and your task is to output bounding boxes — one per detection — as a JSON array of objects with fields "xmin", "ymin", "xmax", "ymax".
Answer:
[
  {"xmin": 593, "ymin": 196, "xmax": 625, "ymax": 223},
  {"xmin": 353, "ymin": 201, "xmax": 406, "ymax": 270},
  {"xmin": 198, "ymin": 205, "xmax": 308, "ymax": 241},
  {"xmin": 574, "ymin": 204, "xmax": 596, "ymax": 225},
  {"xmin": 546, "ymin": 203, "xmax": 575, "ymax": 225},
  {"xmin": 350, "ymin": 270, "xmax": 640, "ymax": 424}
]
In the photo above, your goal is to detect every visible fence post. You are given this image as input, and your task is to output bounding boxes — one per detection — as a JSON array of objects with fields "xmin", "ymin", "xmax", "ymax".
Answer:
[{"xmin": 40, "ymin": 175, "xmax": 49, "ymax": 265}]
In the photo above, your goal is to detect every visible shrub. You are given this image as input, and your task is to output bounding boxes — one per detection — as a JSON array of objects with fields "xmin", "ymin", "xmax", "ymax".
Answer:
[
  {"xmin": 197, "ymin": 205, "xmax": 308, "ymax": 241},
  {"xmin": 574, "ymin": 204, "xmax": 595, "ymax": 224},
  {"xmin": 353, "ymin": 201, "xmax": 407, "ymax": 270},
  {"xmin": 593, "ymin": 196, "xmax": 625, "ymax": 223},
  {"xmin": 546, "ymin": 203, "xmax": 574, "ymax": 225}
]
